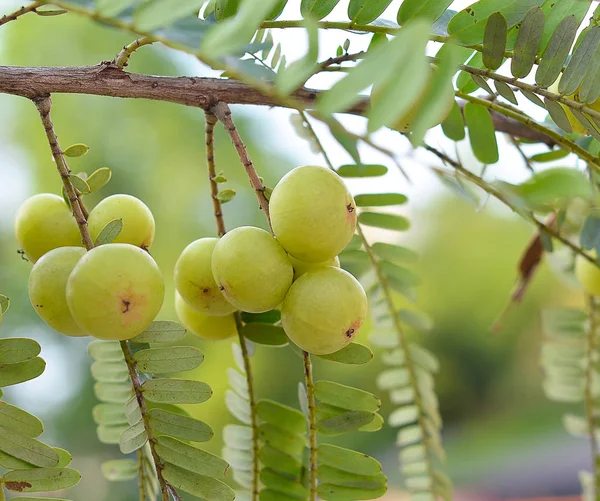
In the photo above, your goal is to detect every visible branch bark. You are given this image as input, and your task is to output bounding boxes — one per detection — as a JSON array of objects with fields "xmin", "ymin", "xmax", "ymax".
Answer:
[{"xmin": 0, "ymin": 64, "xmax": 552, "ymax": 144}]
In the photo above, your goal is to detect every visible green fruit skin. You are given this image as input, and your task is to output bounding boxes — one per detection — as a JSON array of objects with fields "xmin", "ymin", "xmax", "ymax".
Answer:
[
  {"xmin": 174, "ymin": 238, "xmax": 237, "ymax": 316},
  {"xmin": 175, "ymin": 293, "xmax": 236, "ymax": 340},
  {"xmin": 211, "ymin": 226, "xmax": 293, "ymax": 313},
  {"xmin": 15, "ymin": 194, "xmax": 82, "ymax": 263},
  {"xmin": 289, "ymin": 254, "xmax": 340, "ymax": 281},
  {"xmin": 66, "ymin": 243, "xmax": 165, "ymax": 340},
  {"xmin": 575, "ymin": 254, "xmax": 600, "ymax": 295},
  {"xmin": 282, "ymin": 267, "xmax": 367, "ymax": 355},
  {"xmin": 29, "ymin": 246, "xmax": 88, "ymax": 337},
  {"xmin": 88, "ymin": 194, "xmax": 155, "ymax": 249},
  {"xmin": 270, "ymin": 166, "xmax": 357, "ymax": 263}
]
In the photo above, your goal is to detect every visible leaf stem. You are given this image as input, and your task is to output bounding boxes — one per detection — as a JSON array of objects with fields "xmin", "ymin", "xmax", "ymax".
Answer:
[
  {"xmin": 121, "ymin": 341, "xmax": 173, "ymax": 501},
  {"xmin": 233, "ymin": 313, "xmax": 260, "ymax": 501},
  {"xmin": 138, "ymin": 449, "xmax": 147, "ymax": 501},
  {"xmin": 585, "ymin": 296, "xmax": 599, "ymax": 471},
  {"xmin": 456, "ymin": 91, "xmax": 600, "ymax": 175},
  {"xmin": 210, "ymin": 102, "xmax": 272, "ymax": 228},
  {"xmin": 303, "ymin": 350, "xmax": 318, "ymax": 501},
  {"xmin": 0, "ymin": 1, "xmax": 42, "ymax": 27},
  {"xmin": 205, "ymin": 108, "xmax": 260, "ymax": 499},
  {"xmin": 205, "ymin": 110, "xmax": 226, "ymax": 237},
  {"xmin": 34, "ymin": 93, "xmax": 174, "ymax": 501},
  {"xmin": 421, "ymin": 142, "xmax": 597, "ymax": 265},
  {"xmin": 114, "ymin": 37, "xmax": 154, "ymax": 68}
]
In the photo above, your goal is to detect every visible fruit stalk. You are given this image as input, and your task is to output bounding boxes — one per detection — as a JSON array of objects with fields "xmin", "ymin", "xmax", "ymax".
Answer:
[
  {"xmin": 210, "ymin": 102, "xmax": 272, "ymax": 229},
  {"xmin": 205, "ymin": 110, "xmax": 226, "ymax": 237},
  {"xmin": 0, "ymin": 1, "xmax": 42, "ymax": 27},
  {"xmin": 33, "ymin": 94, "xmax": 174, "ymax": 501},
  {"xmin": 205, "ymin": 110, "xmax": 260, "ymax": 499},
  {"xmin": 33, "ymin": 95, "xmax": 94, "ymax": 250},
  {"xmin": 303, "ymin": 350, "xmax": 318, "ymax": 501},
  {"xmin": 114, "ymin": 37, "xmax": 154, "ymax": 69}
]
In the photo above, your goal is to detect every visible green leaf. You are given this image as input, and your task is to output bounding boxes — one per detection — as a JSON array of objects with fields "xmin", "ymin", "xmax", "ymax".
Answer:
[
  {"xmin": 63, "ymin": 143, "xmax": 89, "ymax": 157},
  {"xmin": 149, "ymin": 408, "xmax": 214, "ymax": 442},
  {"xmin": 259, "ymin": 423, "xmax": 306, "ymax": 457},
  {"xmin": 441, "ymin": 101, "xmax": 465, "ymax": 141},
  {"xmin": 398, "ymin": 0, "xmax": 453, "ymax": 24},
  {"xmin": 124, "ymin": 395, "xmax": 141, "ymax": 426},
  {"xmin": 155, "ymin": 436, "xmax": 229, "ymax": 478},
  {"xmin": 381, "ymin": 261, "xmax": 421, "ymax": 286},
  {"xmin": 91, "ymin": 361, "xmax": 129, "ymax": 383},
  {"xmin": 372, "ymin": 243, "xmax": 418, "ymax": 264},
  {"xmin": 544, "ymin": 99, "xmax": 573, "ymax": 133},
  {"xmin": 134, "ymin": 346, "xmax": 203, "ymax": 374},
  {"xmin": 86, "ymin": 167, "xmax": 112, "ymax": 193},
  {"xmin": 317, "ymin": 410, "xmax": 375, "ymax": 435},
  {"xmin": 514, "ymin": 167, "xmax": 592, "ymax": 210},
  {"xmin": 130, "ymin": 320, "xmax": 187, "ymax": 343},
  {"xmin": 97, "ymin": 424, "xmax": 128, "ymax": 444},
  {"xmin": 358, "ymin": 212, "xmax": 410, "ymax": 231},
  {"xmin": 318, "ymin": 483, "xmax": 388, "ymax": 501},
  {"xmin": 581, "ymin": 213, "xmax": 600, "ymax": 254},
  {"xmin": 257, "ymin": 400, "xmax": 306, "ymax": 435},
  {"xmin": 367, "ymin": 21, "xmax": 431, "ymax": 132},
  {"xmin": 96, "ymin": 0, "xmax": 138, "ymax": 17},
  {"xmin": 471, "ymin": 74, "xmax": 494, "ymax": 96},
  {"xmin": 0, "ymin": 402, "xmax": 43, "ymax": 438},
  {"xmin": 101, "ymin": 459, "xmax": 138, "ymax": 481},
  {"xmin": 336, "ymin": 164, "xmax": 388, "ymax": 178},
  {"xmin": 69, "ymin": 175, "xmax": 90, "ymax": 195},
  {"xmin": 494, "ymin": 81, "xmax": 518, "ymax": 105},
  {"xmin": 94, "ymin": 382, "xmax": 132, "ymax": 404},
  {"xmin": 315, "ymin": 381, "xmax": 380, "ymax": 412},
  {"xmin": 202, "ymin": 0, "xmax": 280, "ymax": 58},
  {"xmin": 0, "ymin": 449, "xmax": 34, "ymax": 469},
  {"xmin": 530, "ymin": 149, "xmax": 569, "ymax": 162},
  {"xmin": 3, "ymin": 468, "xmax": 81, "ymax": 493},
  {"xmin": 464, "ymin": 102, "xmax": 499, "ymax": 164},
  {"xmin": 92, "ymin": 403, "xmax": 127, "ymax": 426},
  {"xmin": 448, "ymin": 0, "xmax": 545, "ymax": 46},
  {"xmin": 511, "ymin": 6, "xmax": 544, "ymax": 78},
  {"xmin": 94, "ymin": 218, "xmax": 123, "ymax": 246},
  {"xmin": 354, "ymin": 193, "xmax": 407, "ymax": 207},
  {"xmin": 119, "ymin": 421, "xmax": 148, "ymax": 454},
  {"xmin": 326, "ymin": 118, "xmax": 361, "ymax": 164},
  {"xmin": 0, "ymin": 426, "xmax": 58, "ymax": 467},
  {"xmin": 214, "ymin": 0, "xmax": 241, "ymax": 20},
  {"xmin": 53, "ymin": 449, "xmax": 72, "ymax": 468},
  {"xmin": 0, "ymin": 295, "xmax": 9, "ymax": 314},
  {"xmin": 241, "ymin": 323, "xmax": 288, "ymax": 346},
  {"xmin": 348, "ymin": 0, "xmax": 394, "ymax": 24},
  {"xmin": 319, "ymin": 464, "xmax": 386, "ymax": 489},
  {"xmin": 88, "ymin": 341, "xmax": 123, "ymax": 362},
  {"xmin": 241, "ymin": 310, "xmax": 281, "ymax": 324},
  {"xmin": 559, "ymin": 26, "xmax": 600, "ymax": 95},
  {"xmin": 261, "ymin": 468, "xmax": 309, "ymax": 498},
  {"xmin": 162, "ymin": 463, "xmax": 235, "ymax": 501},
  {"xmin": 216, "ymin": 189, "xmax": 237, "ymax": 203},
  {"xmin": 535, "ymin": 15, "xmax": 578, "ymax": 87},
  {"xmin": 399, "ymin": 309, "xmax": 434, "ymax": 330},
  {"xmin": 0, "ymin": 357, "xmax": 46, "ymax": 387},
  {"xmin": 142, "ymin": 379, "xmax": 212, "ymax": 404},
  {"xmin": 410, "ymin": 43, "xmax": 463, "ymax": 145},
  {"xmin": 300, "ymin": 0, "xmax": 340, "ymax": 20},
  {"xmin": 539, "ymin": 0, "xmax": 589, "ymax": 55},
  {"xmin": 315, "ymin": 343, "xmax": 373, "ymax": 365},
  {"xmin": 482, "ymin": 12, "xmax": 507, "ymax": 70},
  {"xmin": 35, "ymin": 8, "xmax": 67, "ymax": 16},
  {"xmin": 521, "ymin": 89, "xmax": 546, "ymax": 108},
  {"xmin": 0, "ymin": 338, "xmax": 41, "ymax": 364},
  {"xmin": 134, "ymin": 0, "xmax": 205, "ymax": 31},
  {"xmin": 318, "ymin": 444, "xmax": 382, "ymax": 475}
]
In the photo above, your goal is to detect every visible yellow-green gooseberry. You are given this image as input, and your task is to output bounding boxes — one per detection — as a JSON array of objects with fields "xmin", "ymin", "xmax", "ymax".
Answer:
[
  {"xmin": 288, "ymin": 254, "xmax": 340, "ymax": 280},
  {"xmin": 175, "ymin": 292, "xmax": 236, "ymax": 340}
]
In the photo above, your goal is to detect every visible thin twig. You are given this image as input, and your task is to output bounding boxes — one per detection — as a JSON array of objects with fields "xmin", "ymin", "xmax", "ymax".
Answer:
[
  {"xmin": 421, "ymin": 142, "xmax": 597, "ymax": 265},
  {"xmin": 510, "ymin": 136, "xmax": 535, "ymax": 174},
  {"xmin": 205, "ymin": 111, "xmax": 226, "ymax": 237},
  {"xmin": 34, "ymin": 93, "xmax": 174, "ymax": 501},
  {"xmin": 138, "ymin": 449, "xmax": 147, "ymax": 501},
  {"xmin": 0, "ymin": 1, "xmax": 42, "ymax": 27},
  {"xmin": 114, "ymin": 37, "xmax": 154, "ymax": 68},
  {"xmin": 205, "ymin": 108, "xmax": 260, "ymax": 500},
  {"xmin": 33, "ymin": 95, "xmax": 94, "ymax": 249},
  {"xmin": 121, "ymin": 341, "xmax": 172, "ymax": 501},
  {"xmin": 318, "ymin": 51, "xmax": 365, "ymax": 70},
  {"xmin": 303, "ymin": 351, "xmax": 318, "ymax": 501},
  {"xmin": 234, "ymin": 313, "xmax": 260, "ymax": 501},
  {"xmin": 210, "ymin": 102, "xmax": 271, "ymax": 228}
]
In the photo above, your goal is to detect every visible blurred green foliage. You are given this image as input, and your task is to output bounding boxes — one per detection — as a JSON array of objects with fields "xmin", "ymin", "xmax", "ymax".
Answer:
[{"xmin": 0, "ymin": 7, "xmax": 581, "ymax": 500}]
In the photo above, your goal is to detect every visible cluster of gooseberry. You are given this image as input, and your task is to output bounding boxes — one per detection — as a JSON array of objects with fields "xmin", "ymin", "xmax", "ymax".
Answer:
[
  {"xmin": 16, "ymin": 165, "xmax": 367, "ymax": 356},
  {"xmin": 16, "ymin": 193, "xmax": 164, "ymax": 340},
  {"xmin": 175, "ymin": 165, "xmax": 367, "ymax": 355}
]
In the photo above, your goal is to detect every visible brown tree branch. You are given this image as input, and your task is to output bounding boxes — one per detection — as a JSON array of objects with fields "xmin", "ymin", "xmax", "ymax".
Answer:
[{"xmin": 0, "ymin": 64, "xmax": 552, "ymax": 144}]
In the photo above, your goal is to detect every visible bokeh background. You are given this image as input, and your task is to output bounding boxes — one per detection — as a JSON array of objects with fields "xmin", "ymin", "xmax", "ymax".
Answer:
[{"xmin": 0, "ymin": 1, "xmax": 590, "ymax": 500}]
